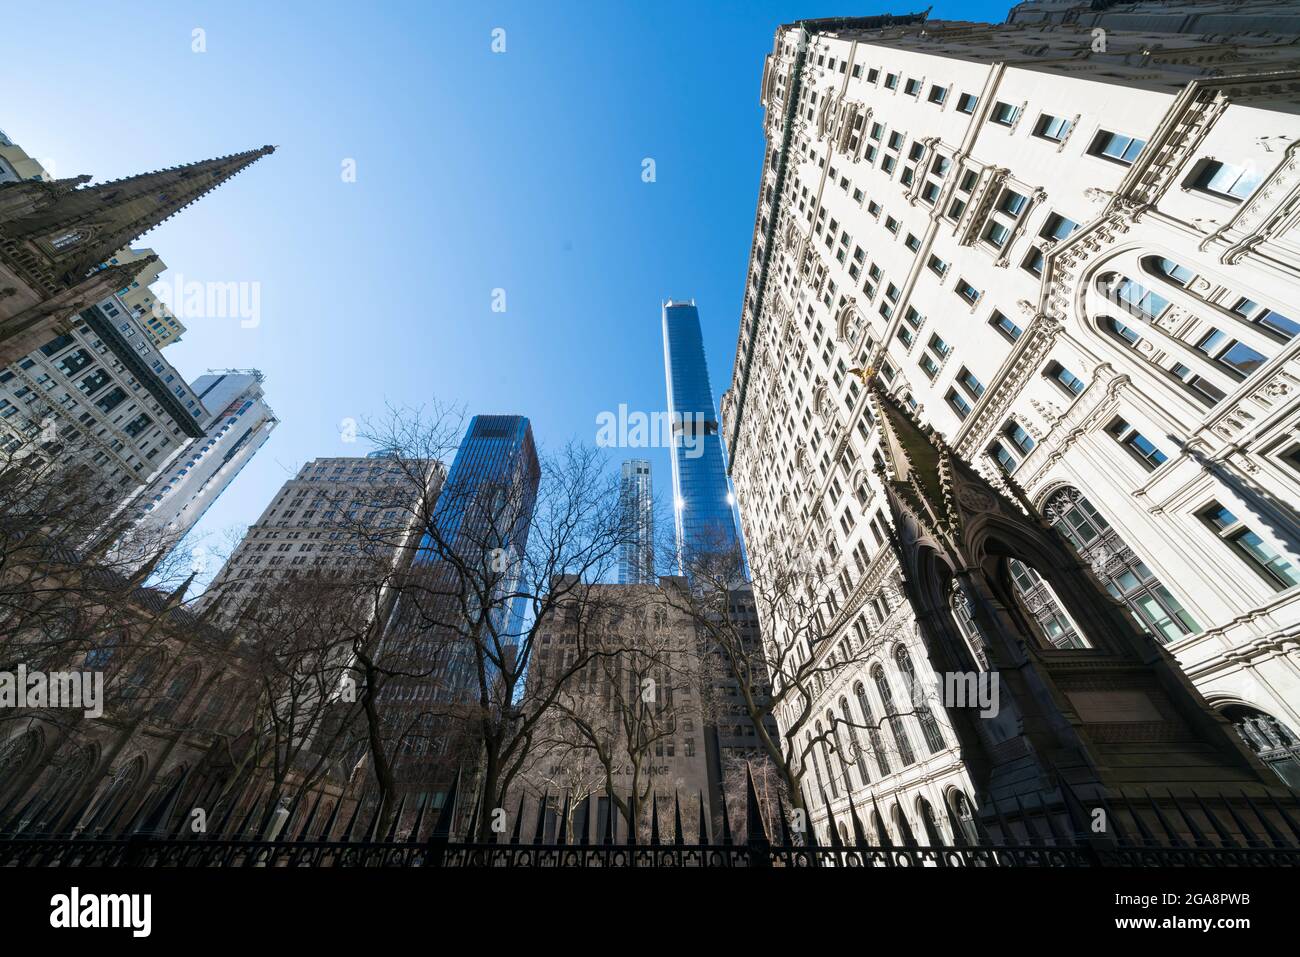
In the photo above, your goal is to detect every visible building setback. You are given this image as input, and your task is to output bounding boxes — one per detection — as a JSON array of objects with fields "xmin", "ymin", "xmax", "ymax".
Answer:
[
  {"xmin": 720, "ymin": 2, "xmax": 1300, "ymax": 844},
  {"xmin": 128, "ymin": 370, "xmax": 277, "ymax": 552}
]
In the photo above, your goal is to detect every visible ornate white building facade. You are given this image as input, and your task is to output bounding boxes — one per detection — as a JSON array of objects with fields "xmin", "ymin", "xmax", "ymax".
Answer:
[{"xmin": 720, "ymin": 2, "xmax": 1300, "ymax": 846}]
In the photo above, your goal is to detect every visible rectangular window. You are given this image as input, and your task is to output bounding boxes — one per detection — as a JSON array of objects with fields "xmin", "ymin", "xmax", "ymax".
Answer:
[
  {"xmin": 991, "ymin": 101, "xmax": 1020, "ymax": 126},
  {"xmin": 1090, "ymin": 130, "xmax": 1146, "ymax": 165},
  {"xmin": 1171, "ymin": 362, "xmax": 1226, "ymax": 405},
  {"xmin": 983, "ymin": 220, "xmax": 1011, "ymax": 248},
  {"xmin": 928, "ymin": 84, "xmax": 947, "ymax": 104},
  {"xmin": 991, "ymin": 310, "xmax": 1022, "ymax": 341},
  {"xmin": 957, "ymin": 366, "xmax": 984, "ymax": 399},
  {"xmin": 1022, "ymin": 247, "xmax": 1045, "ymax": 276},
  {"xmin": 1232, "ymin": 298, "xmax": 1298, "ymax": 339},
  {"xmin": 1199, "ymin": 502, "xmax": 1300, "ymax": 589},
  {"xmin": 1046, "ymin": 361, "xmax": 1085, "ymax": 395},
  {"xmin": 990, "ymin": 442, "xmax": 1018, "ymax": 473},
  {"xmin": 1106, "ymin": 417, "xmax": 1167, "ymax": 471},
  {"xmin": 1004, "ymin": 421, "xmax": 1035, "ymax": 456},
  {"xmin": 946, "ymin": 388, "xmax": 972, "ymax": 419},
  {"xmin": 955, "ymin": 279, "xmax": 980, "ymax": 304},
  {"xmin": 998, "ymin": 189, "xmax": 1028, "ymax": 217},
  {"xmin": 1195, "ymin": 329, "xmax": 1267, "ymax": 378},
  {"xmin": 1190, "ymin": 160, "xmax": 1262, "ymax": 201},
  {"xmin": 1040, "ymin": 213, "xmax": 1079, "ymax": 241},
  {"xmin": 1033, "ymin": 113, "xmax": 1072, "ymax": 142},
  {"xmin": 95, "ymin": 387, "xmax": 128, "ymax": 414},
  {"xmin": 956, "ymin": 92, "xmax": 978, "ymax": 114}
]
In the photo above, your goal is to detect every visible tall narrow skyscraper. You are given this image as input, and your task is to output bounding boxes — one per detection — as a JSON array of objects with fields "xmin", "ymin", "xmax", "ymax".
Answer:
[
  {"xmin": 662, "ymin": 300, "xmax": 744, "ymax": 579},
  {"xmin": 617, "ymin": 458, "xmax": 654, "ymax": 584}
]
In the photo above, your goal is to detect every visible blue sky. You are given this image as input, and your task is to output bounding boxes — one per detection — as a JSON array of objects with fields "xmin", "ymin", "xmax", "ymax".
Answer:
[{"xmin": 4, "ymin": 0, "xmax": 1011, "ymax": 580}]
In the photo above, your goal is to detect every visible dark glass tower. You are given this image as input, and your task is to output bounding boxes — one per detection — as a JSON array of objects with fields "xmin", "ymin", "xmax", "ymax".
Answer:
[
  {"xmin": 418, "ymin": 414, "xmax": 541, "ymax": 642},
  {"xmin": 385, "ymin": 414, "xmax": 540, "ymax": 790},
  {"xmin": 662, "ymin": 300, "xmax": 745, "ymax": 579}
]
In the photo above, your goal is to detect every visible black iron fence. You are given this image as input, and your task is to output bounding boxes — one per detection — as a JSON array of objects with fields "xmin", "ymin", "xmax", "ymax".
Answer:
[{"xmin": 4, "ymin": 767, "xmax": 1300, "ymax": 867}]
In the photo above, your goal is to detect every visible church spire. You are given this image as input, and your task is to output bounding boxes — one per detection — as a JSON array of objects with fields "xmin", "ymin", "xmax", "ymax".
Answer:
[
  {"xmin": 854, "ymin": 368, "xmax": 962, "ymax": 535},
  {"xmin": 0, "ymin": 144, "xmax": 275, "ymax": 286}
]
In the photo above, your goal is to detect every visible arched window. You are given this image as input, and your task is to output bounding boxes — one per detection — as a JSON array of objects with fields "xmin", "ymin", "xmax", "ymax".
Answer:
[
  {"xmin": 894, "ymin": 645, "xmax": 946, "ymax": 754},
  {"xmin": 815, "ymin": 721, "xmax": 839, "ymax": 798},
  {"xmin": 1043, "ymin": 487, "xmax": 1199, "ymax": 644},
  {"xmin": 1141, "ymin": 255, "xmax": 1195, "ymax": 287},
  {"xmin": 854, "ymin": 681, "xmax": 892, "ymax": 777},
  {"xmin": 1220, "ymin": 704, "xmax": 1300, "ymax": 788},
  {"xmin": 828, "ymin": 708, "xmax": 854, "ymax": 792},
  {"xmin": 155, "ymin": 665, "xmax": 199, "ymax": 720},
  {"xmin": 872, "ymin": 665, "xmax": 916, "ymax": 766},
  {"xmin": 918, "ymin": 796, "xmax": 947, "ymax": 846},
  {"xmin": 805, "ymin": 731, "xmax": 827, "ymax": 800},
  {"xmin": 838, "ymin": 696, "xmax": 870, "ymax": 786},
  {"xmin": 949, "ymin": 585, "xmax": 989, "ymax": 670},
  {"xmin": 49, "ymin": 230, "xmax": 86, "ymax": 250},
  {"xmin": 0, "ymin": 730, "xmax": 42, "ymax": 805},
  {"xmin": 1095, "ymin": 270, "xmax": 1272, "ymax": 401},
  {"xmin": 892, "ymin": 803, "xmax": 918, "ymax": 846},
  {"xmin": 947, "ymin": 789, "xmax": 981, "ymax": 845},
  {"xmin": 120, "ymin": 651, "xmax": 163, "ymax": 706},
  {"xmin": 1099, "ymin": 271, "xmax": 1170, "ymax": 320},
  {"xmin": 84, "ymin": 633, "xmax": 121, "ymax": 669},
  {"xmin": 871, "ymin": 807, "xmax": 890, "ymax": 844},
  {"xmin": 1005, "ymin": 559, "xmax": 1090, "ymax": 649},
  {"xmin": 92, "ymin": 755, "xmax": 146, "ymax": 830}
]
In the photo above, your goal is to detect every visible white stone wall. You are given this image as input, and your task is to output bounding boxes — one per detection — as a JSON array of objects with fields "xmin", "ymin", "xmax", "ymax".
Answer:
[{"xmin": 723, "ymin": 7, "xmax": 1300, "ymax": 839}]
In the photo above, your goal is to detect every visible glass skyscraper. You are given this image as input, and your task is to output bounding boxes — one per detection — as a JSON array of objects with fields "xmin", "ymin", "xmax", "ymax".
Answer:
[
  {"xmin": 617, "ymin": 458, "xmax": 655, "ymax": 584},
  {"xmin": 418, "ymin": 414, "xmax": 541, "ymax": 642},
  {"xmin": 384, "ymin": 414, "xmax": 540, "ymax": 788},
  {"xmin": 662, "ymin": 300, "xmax": 745, "ymax": 579}
]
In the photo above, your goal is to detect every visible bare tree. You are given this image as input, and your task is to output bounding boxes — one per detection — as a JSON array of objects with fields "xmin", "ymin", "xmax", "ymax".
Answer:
[
  {"xmin": 250, "ymin": 407, "xmax": 646, "ymax": 839},
  {"xmin": 524, "ymin": 586, "xmax": 705, "ymax": 836},
  {"xmin": 665, "ymin": 533, "xmax": 919, "ymax": 825}
]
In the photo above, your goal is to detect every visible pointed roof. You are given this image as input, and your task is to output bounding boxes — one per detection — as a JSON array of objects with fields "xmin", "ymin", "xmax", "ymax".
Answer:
[
  {"xmin": 3, "ymin": 145, "xmax": 275, "ymax": 284},
  {"xmin": 860, "ymin": 372, "xmax": 962, "ymax": 534}
]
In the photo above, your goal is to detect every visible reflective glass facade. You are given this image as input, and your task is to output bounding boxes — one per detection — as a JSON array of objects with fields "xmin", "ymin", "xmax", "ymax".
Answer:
[
  {"xmin": 618, "ymin": 458, "xmax": 655, "ymax": 584},
  {"xmin": 662, "ymin": 301, "xmax": 745, "ymax": 578},
  {"xmin": 417, "ymin": 414, "xmax": 540, "ymax": 642}
]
